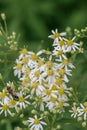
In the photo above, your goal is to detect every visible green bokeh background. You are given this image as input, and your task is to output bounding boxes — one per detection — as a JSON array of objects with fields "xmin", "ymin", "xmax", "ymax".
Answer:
[{"xmin": 0, "ymin": 0, "xmax": 87, "ymax": 130}]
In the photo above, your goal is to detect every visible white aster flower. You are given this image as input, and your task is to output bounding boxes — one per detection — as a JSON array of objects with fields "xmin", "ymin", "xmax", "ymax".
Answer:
[
  {"xmin": 48, "ymin": 29, "xmax": 66, "ymax": 39},
  {"xmin": 30, "ymin": 81, "xmax": 46, "ymax": 96},
  {"xmin": 78, "ymin": 103, "xmax": 87, "ymax": 120},
  {"xmin": 63, "ymin": 36, "xmax": 80, "ymax": 52},
  {"xmin": 48, "ymin": 29, "xmax": 66, "ymax": 47},
  {"xmin": 28, "ymin": 115, "xmax": 47, "ymax": 130},
  {"xmin": 53, "ymin": 47, "xmax": 67, "ymax": 61},
  {"xmin": 57, "ymin": 84, "xmax": 70, "ymax": 99},
  {"xmin": 69, "ymin": 105, "xmax": 79, "ymax": 118},
  {"xmin": 0, "ymin": 89, "xmax": 7, "ymax": 101},
  {"xmin": 17, "ymin": 92, "xmax": 30, "ymax": 109},
  {"xmin": 0, "ymin": 101, "xmax": 12, "ymax": 116},
  {"xmin": 13, "ymin": 59, "xmax": 23, "ymax": 78},
  {"xmin": 56, "ymin": 58, "xmax": 75, "ymax": 70},
  {"xmin": 46, "ymin": 96, "xmax": 58, "ymax": 111},
  {"xmin": 19, "ymin": 48, "xmax": 28, "ymax": 60}
]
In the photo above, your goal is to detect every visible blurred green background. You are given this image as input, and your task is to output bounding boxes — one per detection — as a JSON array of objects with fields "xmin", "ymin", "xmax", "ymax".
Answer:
[
  {"xmin": 0, "ymin": 0, "xmax": 87, "ymax": 130},
  {"xmin": 0, "ymin": 0, "xmax": 87, "ymax": 50}
]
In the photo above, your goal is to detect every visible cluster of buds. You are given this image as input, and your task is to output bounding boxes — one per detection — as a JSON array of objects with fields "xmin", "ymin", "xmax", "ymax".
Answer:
[{"xmin": 0, "ymin": 13, "xmax": 18, "ymax": 50}]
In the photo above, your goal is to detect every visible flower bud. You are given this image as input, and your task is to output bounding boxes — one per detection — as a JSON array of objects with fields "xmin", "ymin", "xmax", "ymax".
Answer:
[
  {"xmin": 57, "ymin": 125, "xmax": 61, "ymax": 129},
  {"xmin": 82, "ymin": 121, "xmax": 86, "ymax": 127},
  {"xmin": 77, "ymin": 117, "xmax": 82, "ymax": 122},
  {"xmin": 1, "ymin": 13, "xmax": 6, "ymax": 20}
]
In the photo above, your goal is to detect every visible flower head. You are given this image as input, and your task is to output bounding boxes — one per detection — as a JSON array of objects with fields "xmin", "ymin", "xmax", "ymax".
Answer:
[{"xmin": 28, "ymin": 115, "xmax": 47, "ymax": 130}]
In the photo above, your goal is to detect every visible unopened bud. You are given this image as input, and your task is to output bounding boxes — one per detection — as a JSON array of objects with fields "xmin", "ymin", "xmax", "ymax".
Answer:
[
  {"xmin": 1, "ymin": 13, "xmax": 6, "ymax": 20},
  {"xmin": 77, "ymin": 117, "xmax": 82, "ymax": 122},
  {"xmin": 57, "ymin": 125, "xmax": 61, "ymax": 129},
  {"xmin": 82, "ymin": 121, "xmax": 86, "ymax": 127}
]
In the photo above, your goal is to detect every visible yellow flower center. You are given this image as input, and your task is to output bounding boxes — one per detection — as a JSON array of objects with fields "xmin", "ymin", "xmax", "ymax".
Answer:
[
  {"xmin": 20, "ymin": 48, "xmax": 28, "ymax": 54},
  {"xmin": 47, "ymin": 69, "xmax": 54, "ymax": 76},
  {"xmin": 46, "ymin": 90, "xmax": 51, "ymax": 95},
  {"xmin": 16, "ymin": 63, "xmax": 22, "ymax": 70},
  {"xmin": 57, "ymin": 50, "xmax": 63, "ymax": 55},
  {"xmin": 0, "ymin": 92, "xmax": 6, "ymax": 99},
  {"xmin": 73, "ymin": 109, "xmax": 78, "ymax": 114},
  {"xmin": 51, "ymin": 85, "xmax": 57, "ymax": 90},
  {"xmin": 10, "ymin": 99, "xmax": 16, "ymax": 106},
  {"xmin": 19, "ymin": 97, "xmax": 25, "ymax": 102},
  {"xmin": 2, "ymin": 104, "xmax": 8, "ymax": 110},
  {"xmin": 34, "ymin": 70, "xmax": 40, "ymax": 78},
  {"xmin": 32, "ymin": 82, "xmax": 38, "ymax": 89},
  {"xmin": 38, "ymin": 60, "xmax": 44, "ymax": 66},
  {"xmin": 24, "ymin": 68, "xmax": 30, "ymax": 75},
  {"xmin": 50, "ymin": 97, "xmax": 57, "ymax": 102},
  {"xmin": 58, "ymin": 69, "xmax": 65, "ymax": 76},
  {"xmin": 31, "ymin": 54, "xmax": 38, "ymax": 60},
  {"xmin": 56, "ymin": 78, "xmax": 62, "ymax": 85},
  {"xmin": 58, "ymin": 101, "xmax": 63, "ymax": 107},
  {"xmin": 46, "ymin": 61, "xmax": 53, "ymax": 68},
  {"xmin": 67, "ymin": 40, "xmax": 73, "ymax": 46},
  {"xmin": 21, "ymin": 77, "xmax": 30, "ymax": 87},
  {"xmin": 62, "ymin": 59, "xmax": 69, "ymax": 65},
  {"xmin": 34, "ymin": 118, "xmax": 40, "ymax": 124},
  {"xmin": 58, "ymin": 87, "xmax": 65, "ymax": 95},
  {"xmin": 22, "ymin": 57, "xmax": 28, "ymax": 64},
  {"xmin": 54, "ymin": 32, "xmax": 60, "ymax": 38},
  {"xmin": 83, "ymin": 108, "xmax": 87, "ymax": 113},
  {"xmin": 59, "ymin": 40, "xmax": 65, "ymax": 46}
]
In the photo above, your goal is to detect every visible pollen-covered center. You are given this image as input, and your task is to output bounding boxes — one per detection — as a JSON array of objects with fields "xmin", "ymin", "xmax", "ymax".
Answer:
[
  {"xmin": 10, "ymin": 99, "xmax": 16, "ymax": 106},
  {"xmin": 47, "ymin": 69, "xmax": 54, "ymax": 76},
  {"xmin": 34, "ymin": 118, "xmax": 40, "ymax": 124},
  {"xmin": 58, "ymin": 87, "xmax": 65, "ymax": 95},
  {"xmin": 56, "ymin": 78, "xmax": 62, "ymax": 85},
  {"xmin": 20, "ymin": 48, "xmax": 28, "ymax": 54},
  {"xmin": 16, "ymin": 63, "xmax": 22, "ymax": 70},
  {"xmin": 59, "ymin": 40, "xmax": 65, "ymax": 46},
  {"xmin": 83, "ymin": 108, "xmax": 87, "ymax": 113},
  {"xmin": 19, "ymin": 97, "xmax": 25, "ymax": 102},
  {"xmin": 2, "ymin": 104, "xmax": 8, "ymax": 110},
  {"xmin": 62, "ymin": 59, "xmax": 69, "ymax": 65},
  {"xmin": 46, "ymin": 61, "xmax": 53, "ymax": 68},
  {"xmin": 57, "ymin": 50, "xmax": 63, "ymax": 55},
  {"xmin": 67, "ymin": 40, "xmax": 73, "ymax": 46},
  {"xmin": 31, "ymin": 54, "xmax": 38, "ymax": 60},
  {"xmin": 54, "ymin": 32, "xmax": 60, "ymax": 38}
]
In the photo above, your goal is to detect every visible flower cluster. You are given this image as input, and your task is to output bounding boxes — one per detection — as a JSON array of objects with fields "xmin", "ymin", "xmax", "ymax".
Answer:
[
  {"xmin": 70, "ymin": 103, "xmax": 87, "ymax": 124},
  {"xmin": 0, "ymin": 29, "xmax": 83, "ymax": 130}
]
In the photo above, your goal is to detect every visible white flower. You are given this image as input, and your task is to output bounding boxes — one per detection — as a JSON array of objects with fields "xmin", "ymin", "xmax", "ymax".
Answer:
[
  {"xmin": 17, "ymin": 92, "xmax": 30, "ymax": 109},
  {"xmin": 28, "ymin": 115, "xmax": 47, "ymax": 130},
  {"xmin": 56, "ymin": 58, "xmax": 75, "ymax": 70},
  {"xmin": 48, "ymin": 29, "xmax": 66, "ymax": 47},
  {"xmin": 46, "ymin": 97, "xmax": 58, "ymax": 111},
  {"xmin": 48, "ymin": 29, "xmax": 66, "ymax": 40},
  {"xmin": 8, "ymin": 96, "xmax": 18, "ymax": 112},
  {"xmin": 0, "ymin": 89, "xmax": 7, "ymax": 101},
  {"xmin": 53, "ymin": 47, "xmax": 67, "ymax": 61},
  {"xmin": 57, "ymin": 83, "xmax": 70, "ymax": 99},
  {"xmin": 0, "ymin": 100, "xmax": 12, "ymax": 116},
  {"xmin": 30, "ymin": 81, "xmax": 46, "ymax": 96},
  {"xmin": 78, "ymin": 103, "xmax": 87, "ymax": 120},
  {"xmin": 63, "ymin": 36, "xmax": 80, "ymax": 52},
  {"xmin": 19, "ymin": 48, "xmax": 28, "ymax": 60},
  {"xmin": 69, "ymin": 105, "xmax": 79, "ymax": 118},
  {"xmin": 13, "ymin": 59, "xmax": 23, "ymax": 78}
]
